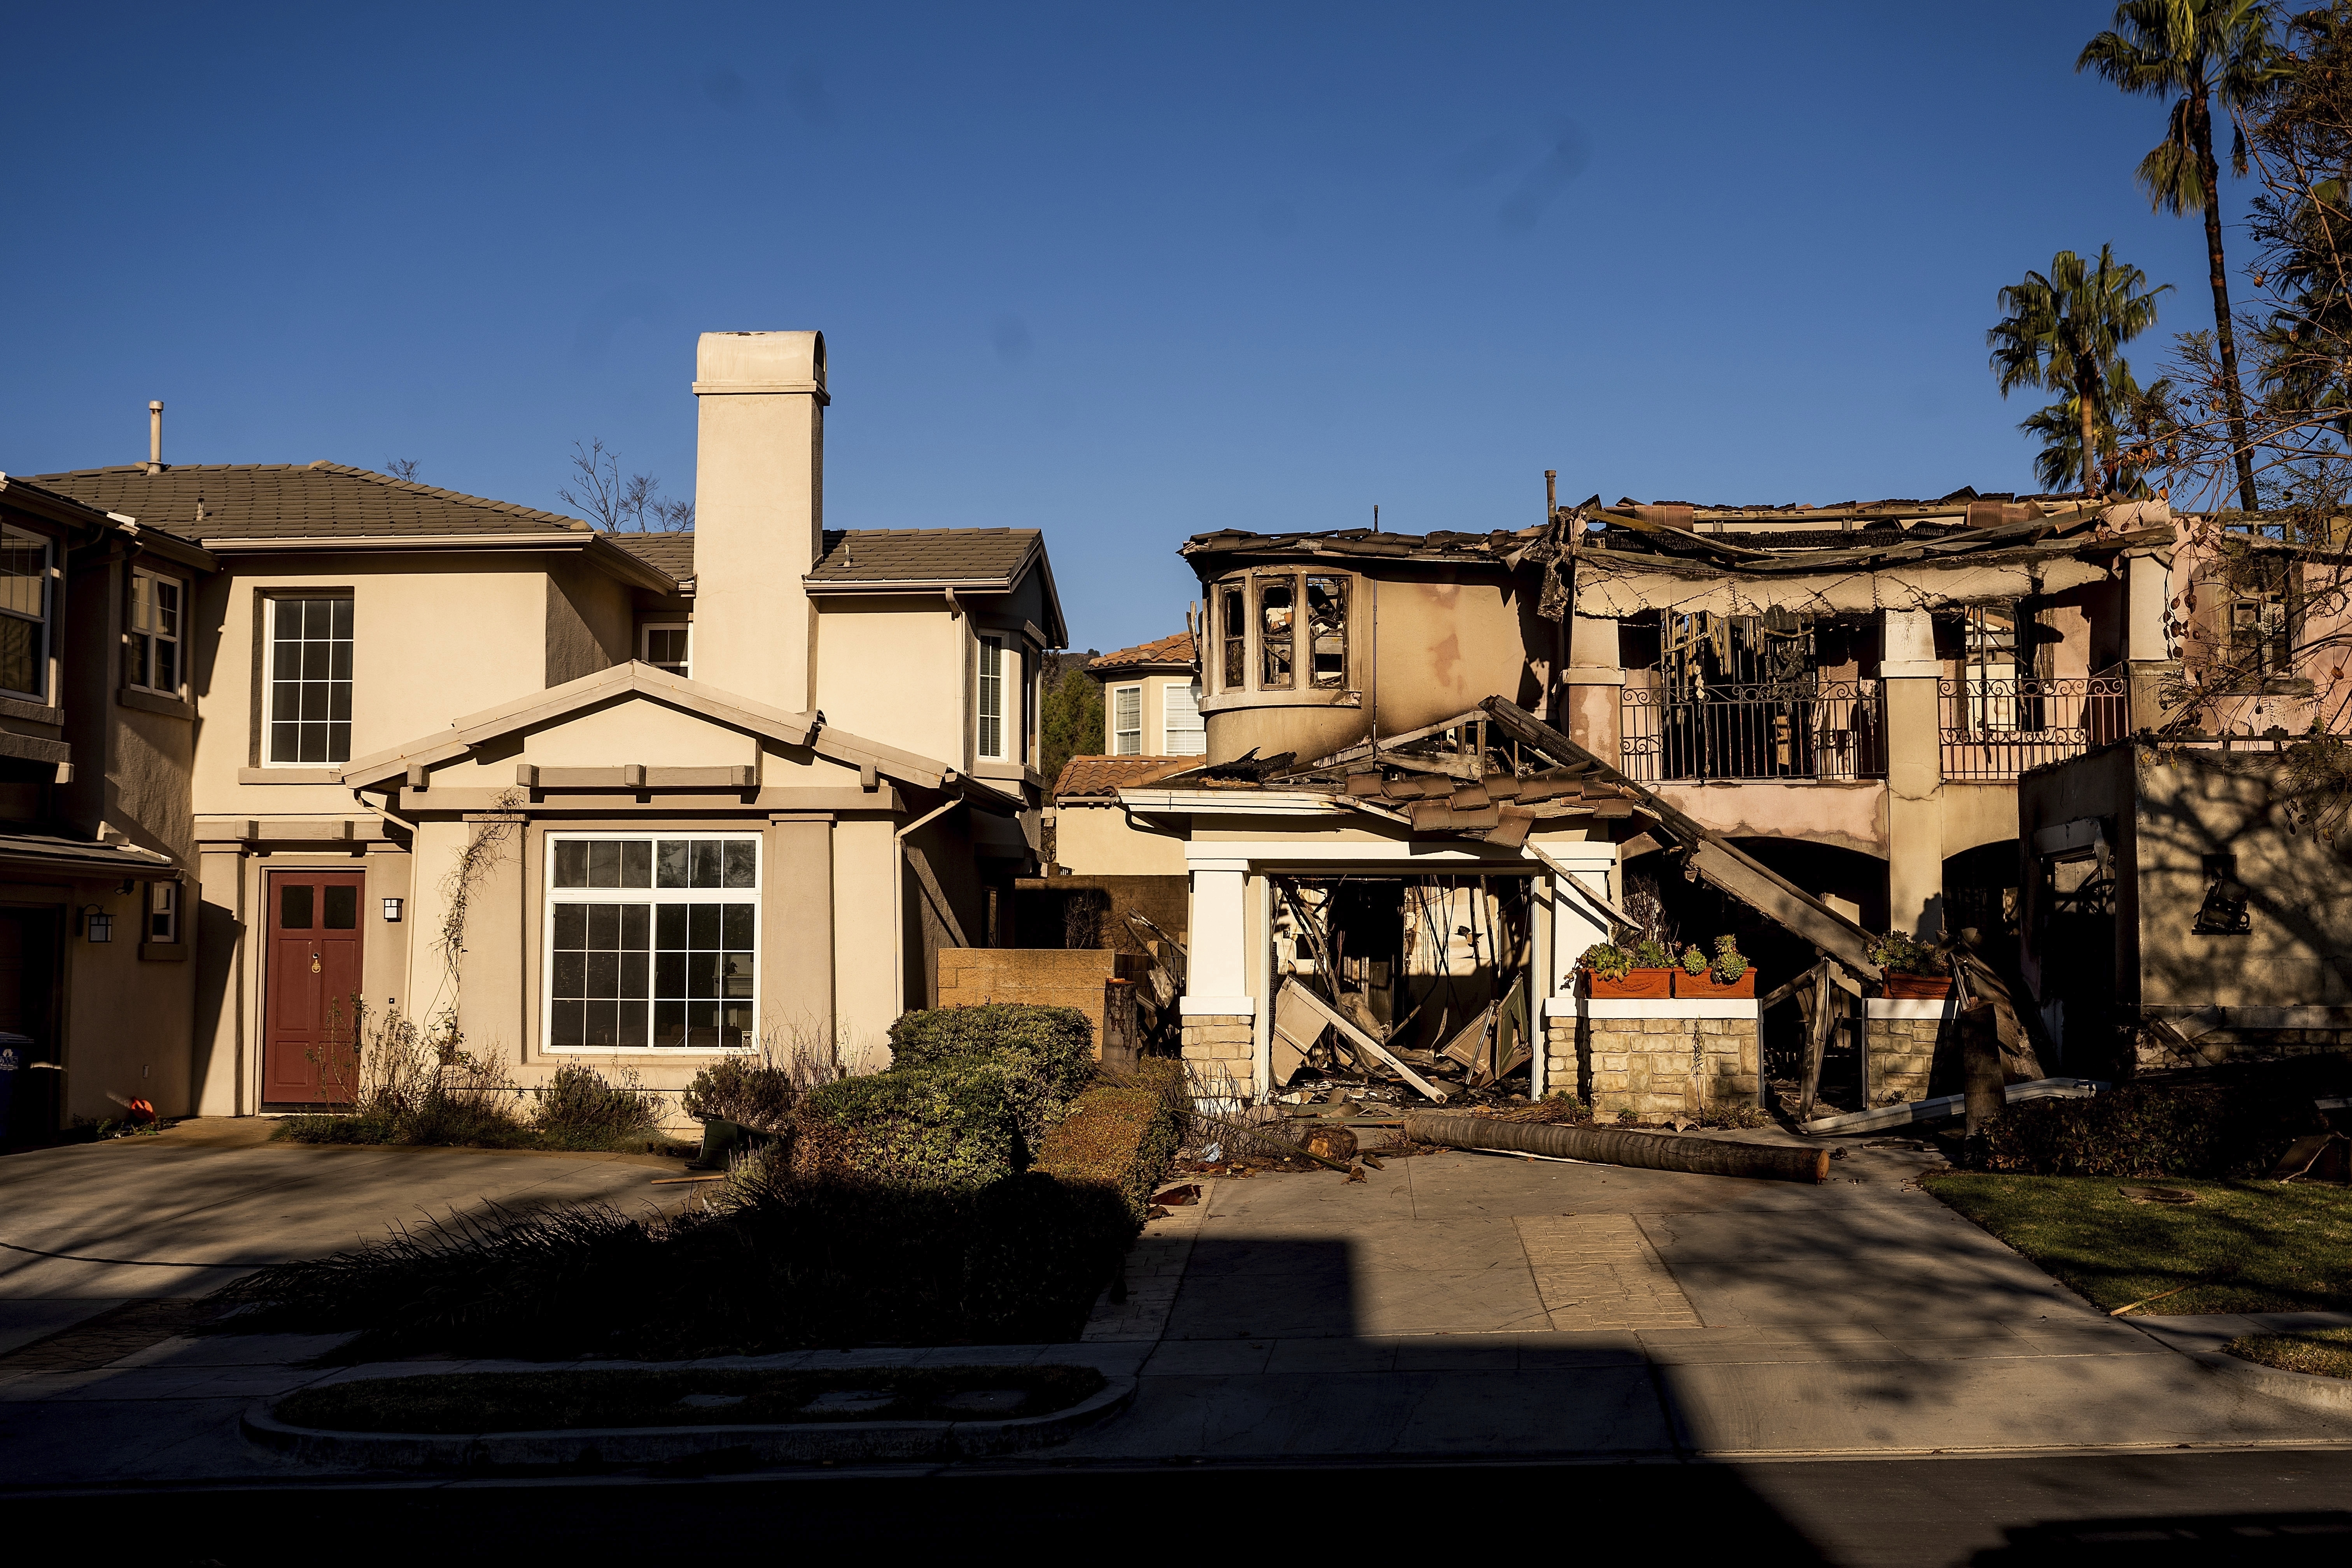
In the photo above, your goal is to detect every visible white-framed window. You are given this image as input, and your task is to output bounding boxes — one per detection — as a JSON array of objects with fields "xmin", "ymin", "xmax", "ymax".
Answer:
[
  {"xmin": 0, "ymin": 525, "xmax": 51, "ymax": 702},
  {"xmin": 1162, "ymin": 680, "xmax": 1205, "ymax": 756},
  {"xmin": 641, "ymin": 622, "xmax": 690, "ymax": 676},
  {"xmin": 977, "ymin": 635, "xmax": 1007, "ymax": 761},
  {"xmin": 1111, "ymin": 683, "xmax": 1143, "ymax": 755},
  {"xmin": 146, "ymin": 880, "xmax": 178, "ymax": 944},
  {"xmin": 264, "ymin": 594, "xmax": 353, "ymax": 764},
  {"xmin": 128, "ymin": 567, "xmax": 184, "ymax": 696},
  {"xmin": 543, "ymin": 831, "xmax": 760, "ymax": 1052}
]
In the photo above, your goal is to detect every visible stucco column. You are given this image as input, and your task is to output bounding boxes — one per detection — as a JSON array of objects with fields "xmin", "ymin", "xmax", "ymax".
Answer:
[
  {"xmin": 1561, "ymin": 614, "xmax": 1625, "ymax": 765},
  {"xmin": 1180, "ymin": 858, "xmax": 1256, "ymax": 1104},
  {"xmin": 192, "ymin": 843, "xmax": 247, "ymax": 1117},
  {"xmin": 1881, "ymin": 607, "xmax": 1945, "ymax": 940},
  {"xmin": 2123, "ymin": 548, "xmax": 2177, "ymax": 732},
  {"xmin": 766, "ymin": 814, "xmax": 836, "ymax": 1056}
]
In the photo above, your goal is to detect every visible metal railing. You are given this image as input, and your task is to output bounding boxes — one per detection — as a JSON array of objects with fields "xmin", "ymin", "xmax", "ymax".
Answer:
[
  {"xmin": 1938, "ymin": 672, "xmax": 2128, "ymax": 780},
  {"xmin": 1620, "ymin": 680, "xmax": 1885, "ymax": 783}
]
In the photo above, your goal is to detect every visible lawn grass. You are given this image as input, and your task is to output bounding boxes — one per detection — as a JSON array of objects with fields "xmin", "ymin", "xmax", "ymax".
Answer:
[
  {"xmin": 1924, "ymin": 1172, "xmax": 2352, "ymax": 1315},
  {"xmin": 272, "ymin": 1365, "xmax": 1106, "ymax": 1434},
  {"xmin": 273, "ymin": 1111, "xmax": 693, "ymax": 1157},
  {"xmin": 2228, "ymin": 1327, "xmax": 2352, "ymax": 1379}
]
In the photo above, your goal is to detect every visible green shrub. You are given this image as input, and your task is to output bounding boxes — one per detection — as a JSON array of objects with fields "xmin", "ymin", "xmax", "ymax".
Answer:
[
  {"xmin": 680, "ymin": 1056, "xmax": 797, "ymax": 1132},
  {"xmin": 796, "ymin": 1064, "xmax": 1025, "ymax": 1190},
  {"xmin": 1680, "ymin": 945, "xmax": 1708, "ymax": 975},
  {"xmin": 1711, "ymin": 934, "xmax": 1748, "ymax": 984},
  {"xmin": 1631, "ymin": 938, "xmax": 1673, "ymax": 970},
  {"xmin": 1034, "ymin": 1084, "xmax": 1183, "ymax": 1220},
  {"xmin": 534, "ymin": 1063, "xmax": 664, "ymax": 1148},
  {"xmin": 1972, "ymin": 1061, "xmax": 2347, "ymax": 1178},
  {"xmin": 1867, "ymin": 930, "xmax": 1944, "ymax": 975},
  {"xmin": 886, "ymin": 1003, "xmax": 1097, "ymax": 1140}
]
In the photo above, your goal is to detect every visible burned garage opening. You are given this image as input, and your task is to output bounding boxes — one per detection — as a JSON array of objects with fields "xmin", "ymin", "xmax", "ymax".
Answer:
[{"xmin": 1267, "ymin": 873, "xmax": 1537, "ymax": 1098}]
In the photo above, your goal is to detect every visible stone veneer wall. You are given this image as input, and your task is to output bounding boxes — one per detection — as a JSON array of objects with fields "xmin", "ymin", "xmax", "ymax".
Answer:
[
  {"xmin": 1180, "ymin": 1014, "xmax": 1256, "ymax": 1104},
  {"xmin": 1547, "ymin": 1003, "xmax": 1760, "ymax": 1118},
  {"xmin": 1865, "ymin": 999, "xmax": 1960, "ymax": 1105}
]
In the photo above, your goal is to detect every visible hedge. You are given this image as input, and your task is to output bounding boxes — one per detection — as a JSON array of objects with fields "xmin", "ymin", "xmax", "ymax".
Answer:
[
  {"xmin": 1974, "ymin": 1059, "xmax": 2349, "ymax": 1178},
  {"xmin": 796, "ymin": 1064, "xmax": 1024, "ymax": 1190},
  {"xmin": 887, "ymin": 1003, "xmax": 1096, "ymax": 1141},
  {"xmin": 1034, "ymin": 1083, "xmax": 1183, "ymax": 1220}
]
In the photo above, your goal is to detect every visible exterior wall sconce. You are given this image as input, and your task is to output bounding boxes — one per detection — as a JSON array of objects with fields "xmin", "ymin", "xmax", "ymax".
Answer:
[
  {"xmin": 382, "ymin": 897, "xmax": 404, "ymax": 922},
  {"xmin": 82, "ymin": 905, "xmax": 113, "ymax": 943}
]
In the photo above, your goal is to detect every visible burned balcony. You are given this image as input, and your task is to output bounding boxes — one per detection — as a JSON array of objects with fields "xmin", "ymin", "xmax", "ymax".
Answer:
[
  {"xmin": 1621, "ymin": 679, "xmax": 1886, "ymax": 783},
  {"xmin": 1939, "ymin": 670, "xmax": 2128, "ymax": 780}
]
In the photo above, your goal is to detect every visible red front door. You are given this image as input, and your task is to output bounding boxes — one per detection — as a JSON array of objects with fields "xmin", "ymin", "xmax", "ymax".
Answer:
[{"xmin": 263, "ymin": 870, "xmax": 366, "ymax": 1104}]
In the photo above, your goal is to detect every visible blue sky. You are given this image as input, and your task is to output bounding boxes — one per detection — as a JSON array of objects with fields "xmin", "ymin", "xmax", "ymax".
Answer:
[{"xmin": 3, "ymin": 3, "xmax": 2241, "ymax": 651}]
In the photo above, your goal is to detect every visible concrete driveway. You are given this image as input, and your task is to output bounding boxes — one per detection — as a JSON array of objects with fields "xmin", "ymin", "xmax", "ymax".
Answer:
[
  {"xmin": 1069, "ymin": 1139, "xmax": 2352, "ymax": 1460},
  {"xmin": 0, "ymin": 1118, "xmax": 690, "ymax": 1355}
]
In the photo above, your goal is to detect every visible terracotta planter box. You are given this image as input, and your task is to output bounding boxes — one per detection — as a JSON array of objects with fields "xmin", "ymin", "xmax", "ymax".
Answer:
[
  {"xmin": 1671, "ymin": 970, "xmax": 1755, "ymax": 998},
  {"xmin": 1883, "ymin": 972, "xmax": 1952, "ymax": 999},
  {"xmin": 1588, "ymin": 968, "xmax": 1673, "ymax": 999}
]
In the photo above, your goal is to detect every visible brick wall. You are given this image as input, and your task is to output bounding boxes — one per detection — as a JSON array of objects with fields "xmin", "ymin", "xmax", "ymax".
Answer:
[
  {"xmin": 1548, "ymin": 1003, "xmax": 1759, "ymax": 1118},
  {"xmin": 1864, "ymin": 999, "xmax": 1960, "ymax": 1104}
]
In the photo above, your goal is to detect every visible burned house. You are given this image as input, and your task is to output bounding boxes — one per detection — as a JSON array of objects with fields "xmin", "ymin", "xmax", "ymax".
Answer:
[{"xmin": 1106, "ymin": 489, "xmax": 2182, "ymax": 1115}]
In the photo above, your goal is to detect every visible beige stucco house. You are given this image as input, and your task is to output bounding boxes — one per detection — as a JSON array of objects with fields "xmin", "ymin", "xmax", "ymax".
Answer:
[
  {"xmin": 31, "ymin": 330, "xmax": 1064, "ymax": 1120},
  {"xmin": 1089, "ymin": 632, "xmax": 1202, "ymax": 758},
  {"xmin": 0, "ymin": 470, "xmax": 211, "ymax": 1139}
]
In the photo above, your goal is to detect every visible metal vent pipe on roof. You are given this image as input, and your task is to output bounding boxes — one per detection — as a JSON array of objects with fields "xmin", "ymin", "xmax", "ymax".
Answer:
[{"xmin": 147, "ymin": 401, "xmax": 164, "ymax": 474}]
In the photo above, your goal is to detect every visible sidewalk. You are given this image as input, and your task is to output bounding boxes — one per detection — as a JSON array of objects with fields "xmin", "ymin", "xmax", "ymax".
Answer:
[{"xmin": 1, "ymin": 1141, "xmax": 2348, "ymax": 1487}]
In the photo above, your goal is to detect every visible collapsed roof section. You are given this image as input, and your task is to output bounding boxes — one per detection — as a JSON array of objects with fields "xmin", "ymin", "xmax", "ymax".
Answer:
[
  {"xmin": 1181, "ymin": 493, "xmax": 2177, "ymax": 621},
  {"xmin": 1120, "ymin": 695, "xmax": 1883, "ymax": 982}
]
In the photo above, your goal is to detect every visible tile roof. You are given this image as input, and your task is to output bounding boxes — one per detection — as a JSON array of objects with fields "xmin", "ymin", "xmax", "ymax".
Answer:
[
  {"xmin": 27, "ymin": 462, "xmax": 593, "ymax": 540},
  {"xmin": 807, "ymin": 527, "xmax": 1040, "ymax": 586},
  {"xmin": 1052, "ymin": 755, "xmax": 1186, "ymax": 800},
  {"xmin": 609, "ymin": 530, "xmax": 696, "ymax": 581},
  {"xmin": 1090, "ymin": 631, "xmax": 1194, "ymax": 672}
]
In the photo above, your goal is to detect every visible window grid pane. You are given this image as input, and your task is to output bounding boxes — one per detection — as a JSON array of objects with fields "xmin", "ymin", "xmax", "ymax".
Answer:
[
  {"xmin": 1112, "ymin": 685, "xmax": 1142, "ymax": 756},
  {"xmin": 549, "ymin": 836, "xmax": 758, "ymax": 1052},
  {"xmin": 268, "ymin": 595, "xmax": 354, "ymax": 763},
  {"xmin": 977, "ymin": 638, "xmax": 1004, "ymax": 759}
]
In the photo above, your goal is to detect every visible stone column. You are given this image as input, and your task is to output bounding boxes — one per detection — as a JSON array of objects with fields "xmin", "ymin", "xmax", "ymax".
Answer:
[{"xmin": 1881, "ymin": 607, "xmax": 1946, "ymax": 939}]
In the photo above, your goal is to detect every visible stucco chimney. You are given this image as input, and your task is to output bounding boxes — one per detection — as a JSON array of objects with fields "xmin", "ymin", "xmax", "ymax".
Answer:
[
  {"xmin": 691, "ymin": 331, "xmax": 826, "ymax": 712},
  {"xmin": 147, "ymin": 401, "xmax": 164, "ymax": 474}
]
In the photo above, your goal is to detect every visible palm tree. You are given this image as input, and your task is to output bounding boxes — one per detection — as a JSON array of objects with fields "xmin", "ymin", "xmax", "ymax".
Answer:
[
  {"xmin": 2079, "ymin": 0, "xmax": 2289, "ymax": 511},
  {"xmin": 1988, "ymin": 247, "xmax": 2170, "ymax": 496}
]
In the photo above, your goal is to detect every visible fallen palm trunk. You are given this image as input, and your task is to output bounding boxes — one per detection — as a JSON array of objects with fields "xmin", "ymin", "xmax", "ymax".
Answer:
[{"xmin": 1403, "ymin": 1111, "xmax": 1828, "ymax": 1184}]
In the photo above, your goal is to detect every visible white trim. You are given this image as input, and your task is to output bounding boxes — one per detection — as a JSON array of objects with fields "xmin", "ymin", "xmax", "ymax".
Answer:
[
  {"xmin": 1110, "ymin": 682, "xmax": 1143, "ymax": 756},
  {"xmin": 1544, "ymin": 997, "xmax": 1761, "ymax": 1022},
  {"xmin": 976, "ymin": 635, "xmax": 1008, "ymax": 763},
  {"xmin": 1864, "ymin": 997, "xmax": 1956, "ymax": 1021},
  {"xmin": 1180, "ymin": 995, "xmax": 1258, "ymax": 1018},
  {"xmin": 639, "ymin": 621, "xmax": 690, "ymax": 678},
  {"xmin": 540, "ymin": 828, "xmax": 762, "ymax": 1055},
  {"xmin": 260, "ymin": 591, "xmax": 354, "ymax": 767},
  {"xmin": 1180, "ymin": 838, "xmax": 1586, "ymax": 868}
]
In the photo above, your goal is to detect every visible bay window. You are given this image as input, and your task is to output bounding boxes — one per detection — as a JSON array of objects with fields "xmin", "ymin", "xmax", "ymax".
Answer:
[{"xmin": 545, "ymin": 832, "xmax": 759, "ymax": 1052}]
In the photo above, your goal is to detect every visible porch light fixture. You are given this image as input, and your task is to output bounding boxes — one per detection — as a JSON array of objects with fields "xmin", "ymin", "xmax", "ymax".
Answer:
[
  {"xmin": 81, "ymin": 905, "xmax": 112, "ymax": 943},
  {"xmin": 382, "ymin": 897, "xmax": 404, "ymax": 922}
]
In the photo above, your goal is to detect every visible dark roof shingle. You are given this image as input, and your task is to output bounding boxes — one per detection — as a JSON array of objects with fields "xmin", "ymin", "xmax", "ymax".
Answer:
[
  {"xmin": 28, "ymin": 462, "xmax": 592, "ymax": 540},
  {"xmin": 609, "ymin": 531, "xmax": 696, "ymax": 580},
  {"xmin": 807, "ymin": 527, "xmax": 1040, "ymax": 586}
]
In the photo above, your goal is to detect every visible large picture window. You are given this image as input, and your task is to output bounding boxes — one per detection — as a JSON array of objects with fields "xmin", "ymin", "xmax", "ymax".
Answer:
[
  {"xmin": 544, "ymin": 832, "xmax": 759, "ymax": 1052},
  {"xmin": 266, "ymin": 595, "xmax": 353, "ymax": 763},
  {"xmin": 0, "ymin": 525, "xmax": 50, "ymax": 702}
]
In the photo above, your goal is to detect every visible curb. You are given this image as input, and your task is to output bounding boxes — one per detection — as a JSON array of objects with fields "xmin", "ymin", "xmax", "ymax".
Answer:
[
  {"xmin": 2188, "ymin": 1349, "xmax": 2352, "ymax": 1416},
  {"xmin": 241, "ymin": 1373, "xmax": 1137, "ymax": 1470}
]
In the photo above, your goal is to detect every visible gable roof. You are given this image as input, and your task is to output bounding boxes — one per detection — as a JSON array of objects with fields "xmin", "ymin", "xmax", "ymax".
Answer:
[
  {"xmin": 0, "ymin": 473, "xmax": 215, "ymax": 572},
  {"xmin": 340, "ymin": 660, "xmax": 970, "ymax": 798},
  {"xmin": 1090, "ymin": 631, "xmax": 1194, "ymax": 673},
  {"xmin": 29, "ymin": 462, "xmax": 677, "ymax": 591},
  {"xmin": 1052, "ymin": 755, "xmax": 1185, "ymax": 800}
]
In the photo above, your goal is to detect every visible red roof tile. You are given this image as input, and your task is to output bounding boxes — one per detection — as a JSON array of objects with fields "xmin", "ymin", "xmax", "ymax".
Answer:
[
  {"xmin": 1052, "ymin": 755, "xmax": 1185, "ymax": 800},
  {"xmin": 1089, "ymin": 631, "xmax": 1194, "ymax": 672}
]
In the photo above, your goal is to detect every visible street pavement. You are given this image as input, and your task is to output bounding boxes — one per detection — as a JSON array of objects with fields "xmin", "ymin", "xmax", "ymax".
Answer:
[{"xmin": 2, "ymin": 1123, "xmax": 2350, "ymax": 1518}]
